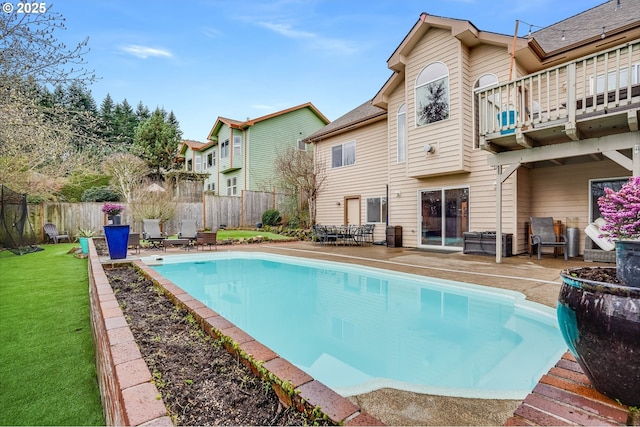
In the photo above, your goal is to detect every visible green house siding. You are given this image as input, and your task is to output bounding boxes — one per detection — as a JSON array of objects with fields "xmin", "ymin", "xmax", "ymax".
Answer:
[
  {"xmin": 204, "ymin": 105, "xmax": 328, "ymax": 195},
  {"xmin": 246, "ymin": 108, "xmax": 327, "ymax": 191}
]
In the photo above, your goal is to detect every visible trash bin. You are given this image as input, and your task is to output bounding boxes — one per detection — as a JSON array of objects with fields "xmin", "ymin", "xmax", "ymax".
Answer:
[
  {"xmin": 567, "ymin": 227, "xmax": 579, "ymax": 258},
  {"xmin": 386, "ymin": 226, "xmax": 402, "ymax": 248}
]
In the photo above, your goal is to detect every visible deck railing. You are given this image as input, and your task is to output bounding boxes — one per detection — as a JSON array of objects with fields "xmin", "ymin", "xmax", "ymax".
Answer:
[{"xmin": 476, "ymin": 40, "xmax": 640, "ymax": 139}]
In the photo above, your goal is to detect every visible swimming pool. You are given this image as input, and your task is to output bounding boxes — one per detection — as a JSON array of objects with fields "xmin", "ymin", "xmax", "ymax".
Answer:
[{"xmin": 144, "ymin": 251, "xmax": 567, "ymax": 399}]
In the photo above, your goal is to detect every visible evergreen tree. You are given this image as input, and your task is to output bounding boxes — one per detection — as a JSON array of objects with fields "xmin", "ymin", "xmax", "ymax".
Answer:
[{"xmin": 133, "ymin": 108, "xmax": 181, "ymax": 178}]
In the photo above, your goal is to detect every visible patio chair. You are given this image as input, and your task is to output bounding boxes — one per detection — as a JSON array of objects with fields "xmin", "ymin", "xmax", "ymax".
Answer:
[
  {"xmin": 43, "ymin": 223, "xmax": 71, "ymax": 244},
  {"xmin": 178, "ymin": 219, "xmax": 198, "ymax": 244},
  {"xmin": 196, "ymin": 230, "xmax": 217, "ymax": 250},
  {"xmin": 142, "ymin": 219, "xmax": 166, "ymax": 250},
  {"xmin": 529, "ymin": 217, "xmax": 568, "ymax": 260},
  {"xmin": 128, "ymin": 233, "xmax": 141, "ymax": 254}
]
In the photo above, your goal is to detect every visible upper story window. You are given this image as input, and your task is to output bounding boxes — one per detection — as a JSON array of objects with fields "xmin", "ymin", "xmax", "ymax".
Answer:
[
  {"xmin": 415, "ymin": 62, "xmax": 449, "ymax": 126},
  {"xmin": 397, "ymin": 104, "xmax": 406, "ymax": 163},
  {"xmin": 221, "ymin": 139, "xmax": 229, "ymax": 159},
  {"xmin": 194, "ymin": 154, "xmax": 202, "ymax": 172},
  {"xmin": 331, "ymin": 141, "xmax": 356, "ymax": 168},
  {"xmin": 233, "ymin": 135, "xmax": 242, "ymax": 157},
  {"xmin": 206, "ymin": 151, "xmax": 215, "ymax": 168},
  {"xmin": 297, "ymin": 139, "xmax": 306, "ymax": 151},
  {"xmin": 473, "ymin": 74, "xmax": 499, "ymax": 149},
  {"xmin": 589, "ymin": 64, "xmax": 640, "ymax": 95}
]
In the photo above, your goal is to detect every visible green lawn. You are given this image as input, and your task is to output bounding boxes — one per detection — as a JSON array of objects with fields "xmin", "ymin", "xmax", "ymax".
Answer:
[{"xmin": 0, "ymin": 244, "xmax": 104, "ymax": 426}]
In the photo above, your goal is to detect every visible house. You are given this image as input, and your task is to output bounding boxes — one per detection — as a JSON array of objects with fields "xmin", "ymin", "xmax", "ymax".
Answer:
[
  {"xmin": 180, "ymin": 103, "xmax": 329, "ymax": 196},
  {"xmin": 307, "ymin": 0, "xmax": 640, "ymax": 260}
]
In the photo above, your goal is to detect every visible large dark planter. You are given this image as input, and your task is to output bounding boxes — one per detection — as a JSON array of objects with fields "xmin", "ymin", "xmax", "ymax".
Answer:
[
  {"xmin": 107, "ymin": 215, "xmax": 122, "ymax": 225},
  {"xmin": 616, "ymin": 240, "xmax": 640, "ymax": 287},
  {"xmin": 104, "ymin": 224, "xmax": 130, "ymax": 260},
  {"xmin": 558, "ymin": 268, "xmax": 640, "ymax": 406}
]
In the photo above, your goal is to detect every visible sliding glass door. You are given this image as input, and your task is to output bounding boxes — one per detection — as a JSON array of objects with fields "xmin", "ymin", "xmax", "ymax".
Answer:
[{"xmin": 420, "ymin": 187, "xmax": 469, "ymax": 248}]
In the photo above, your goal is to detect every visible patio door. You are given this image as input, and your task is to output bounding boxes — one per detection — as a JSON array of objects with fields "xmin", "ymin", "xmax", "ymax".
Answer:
[
  {"xmin": 420, "ymin": 187, "xmax": 469, "ymax": 248},
  {"xmin": 345, "ymin": 197, "xmax": 360, "ymax": 225}
]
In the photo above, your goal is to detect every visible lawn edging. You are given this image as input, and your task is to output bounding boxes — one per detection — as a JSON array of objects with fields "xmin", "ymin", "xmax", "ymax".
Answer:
[{"xmin": 87, "ymin": 238, "xmax": 173, "ymax": 426}]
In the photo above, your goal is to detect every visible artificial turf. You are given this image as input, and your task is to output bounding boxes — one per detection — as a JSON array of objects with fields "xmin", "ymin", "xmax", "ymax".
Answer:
[{"xmin": 0, "ymin": 244, "xmax": 104, "ymax": 425}]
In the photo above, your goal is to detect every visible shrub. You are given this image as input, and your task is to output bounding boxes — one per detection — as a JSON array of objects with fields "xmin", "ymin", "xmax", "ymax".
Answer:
[
  {"xmin": 261, "ymin": 209, "xmax": 282, "ymax": 226},
  {"xmin": 81, "ymin": 186, "xmax": 121, "ymax": 202}
]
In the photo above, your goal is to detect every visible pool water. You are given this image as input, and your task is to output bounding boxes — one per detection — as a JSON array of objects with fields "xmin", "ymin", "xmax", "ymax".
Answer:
[{"xmin": 146, "ymin": 252, "xmax": 567, "ymax": 399}]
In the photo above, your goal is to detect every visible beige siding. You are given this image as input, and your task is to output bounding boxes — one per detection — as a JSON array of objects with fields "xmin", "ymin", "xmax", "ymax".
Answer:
[
  {"xmin": 406, "ymin": 29, "xmax": 465, "ymax": 178},
  {"xmin": 315, "ymin": 119, "xmax": 389, "ymax": 242},
  {"xmin": 527, "ymin": 160, "xmax": 629, "ymax": 254}
]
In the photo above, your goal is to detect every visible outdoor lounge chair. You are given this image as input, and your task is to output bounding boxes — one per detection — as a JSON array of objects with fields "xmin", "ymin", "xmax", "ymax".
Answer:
[
  {"xmin": 43, "ymin": 223, "xmax": 71, "ymax": 244},
  {"xmin": 529, "ymin": 217, "xmax": 568, "ymax": 260},
  {"xmin": 142, "ymin": 219, "xmax": 166, "ymax": 249},
  {"xmin": 178, "ymin": 219, "xmax": 198, "ymax": 243}
]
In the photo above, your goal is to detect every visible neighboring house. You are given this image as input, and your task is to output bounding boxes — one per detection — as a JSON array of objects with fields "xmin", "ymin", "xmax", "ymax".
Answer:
[
  {"xmin": 180, "ymin": 103, "xmax": 329, "ymax": 196},
  {"xmin": 307, "ymin": 0, "xmax": 640, "ymax": 259}
]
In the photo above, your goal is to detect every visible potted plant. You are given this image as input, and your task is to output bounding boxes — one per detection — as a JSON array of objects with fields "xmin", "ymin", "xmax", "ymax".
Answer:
[
  {"xmin": 557, "ymin": 176, "xmax": 640, "ymax": 407},
  {"xmin": 77, "ymin": 228, "xmax": 97, "ymax": 254},
  {"xmin": 102, "ymin": 203, "xmax": 129, "ymax": 260},
  {"xmin": 102, "ymin": 203, "xmax": 125, "ymax": 225},
  {"xmin": 598, "ymin": 175, "xmax": 640, "ymax": 287}
]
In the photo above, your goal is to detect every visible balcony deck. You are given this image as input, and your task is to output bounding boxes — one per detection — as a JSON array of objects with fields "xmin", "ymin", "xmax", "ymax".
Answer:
[{"xmin": 478, "ymin": 40, "xmax": 640, "ymax": 163}]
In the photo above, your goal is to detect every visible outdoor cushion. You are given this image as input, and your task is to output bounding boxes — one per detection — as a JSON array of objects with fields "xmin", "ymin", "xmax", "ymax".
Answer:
[{"xmin": 584, "ymin": 217, "xmax": 615, "ymax": 251}]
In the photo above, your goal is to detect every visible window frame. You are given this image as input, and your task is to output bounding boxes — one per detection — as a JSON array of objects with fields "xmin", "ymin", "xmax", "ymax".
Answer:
[
  {"xmin": 366, "ymin": 196, "xmax": 387, "ymax": 223},
  {"xmin": 226, "ymin": 177, "xmax": 237, "ymax": 196},
  {"xmin": 331, "ymin": 140, "xmax": 356, "ymax": 168},
  {"xmin": 415, "ymin": 61, "xmax": 450, "ymax": 127},
  {"xmin": 221, "ymin": 139, "xmax": 230, "ymax": 159},
  {"xmin": 233, "ymin": 135, "xmax": 242, "ymax": 157},
  {"xmin": 397, "ymin": 104, "xmax": 407, "ymax": 163}
]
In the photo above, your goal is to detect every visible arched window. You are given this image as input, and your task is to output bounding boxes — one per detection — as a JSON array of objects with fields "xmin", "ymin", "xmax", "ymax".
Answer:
[
  {"xmin": 415, "ymin": 62, "xmax": 449, "ymax": 126},
  {"xmin": 473, "ymin": 74, "xmax": 498, "ymax": 149},
  {"xmin": 397, "ymin": 104, "xmax": 406, "ymax": 163}
]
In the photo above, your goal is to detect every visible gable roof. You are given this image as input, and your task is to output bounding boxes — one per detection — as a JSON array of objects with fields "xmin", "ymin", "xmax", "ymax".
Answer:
[
  {"xmin": 207, "ymin": 102, "xmax": 330, "ymax": 141},
  {"xmin": 529, "ymin": 0, "xmax": 640, "ymax": 56},
  {"xmin": 305, "ymin": 100, "xmax": 386, "ymax": 143}
]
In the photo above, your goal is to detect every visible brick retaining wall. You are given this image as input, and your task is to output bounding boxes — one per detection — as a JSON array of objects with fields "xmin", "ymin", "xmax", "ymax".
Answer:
[{"xmin": 88, "ymin": 239, "xmax": 172, "ymax": 426}]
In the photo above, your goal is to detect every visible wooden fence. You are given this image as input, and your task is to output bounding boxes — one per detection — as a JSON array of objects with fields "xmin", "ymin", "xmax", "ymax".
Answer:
[{"xmin": 31, "ymin": 190, "xmax": 285, "ymax": 243}]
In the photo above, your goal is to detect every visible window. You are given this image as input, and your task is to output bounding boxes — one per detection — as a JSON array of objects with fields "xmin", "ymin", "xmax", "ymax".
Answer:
[
  {"xmin": 221, "ymin": 139, "xmax": 229, "ymax": 159},
  {"xmin": 233, "ymin": 135, "xmax": 242, "ymax": 157},
  {"xmin": 206, "ymin": 151, "xmax": 215, "ymax": 168},
  {"xmin": 226, "ymin": 177, "xmax": 237, "ymax": 196},
  {"xmin": 194, "ymin": 155, "xmax": 202, "ymax": 172},
  {"xmin": 590, "ymin": 64, "xmax": 640, "ymax": 95},
  {"xmin": 297, "ymin": 139, "xmax": 306, "ymax": 151},
  {"xmin": 366, "ymin": 197, "xmax": 387, "ymax": 223},
  {"xmin": 473, "ymin": 74, "xmax": 499, "ymax": 149},
  {"xmin": 331, "ymin": 141, "xmax": 356, "ymax": 168},
  {"xmin": 207, "ymin": 183, "xmax": 215, "ymax": 192},
  {"xmin": 415, "ymin": 62, "xmax": 450, "ymax": 126},
  {"xmin": 397, "ymin": 104, "xmax": 406, "ymax": 163},
  {"xmin": 590, "ymin": 178, "xmax": 629, "ymax": 221}
]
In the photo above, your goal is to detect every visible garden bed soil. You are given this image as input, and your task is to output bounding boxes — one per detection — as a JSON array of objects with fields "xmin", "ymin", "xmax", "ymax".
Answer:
[
  {"xmin": 566, "ymin": 266, "xmax": 621, "ymax": 284},
  {"xmin": 105, "ymin": 264, "xmax": 322, "ymax": 426}
]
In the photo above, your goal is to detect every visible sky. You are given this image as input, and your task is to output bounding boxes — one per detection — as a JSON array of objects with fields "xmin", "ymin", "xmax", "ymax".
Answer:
[{"xmin": 49, "ymin": 0, "xmax": 608, "ymax": 141}]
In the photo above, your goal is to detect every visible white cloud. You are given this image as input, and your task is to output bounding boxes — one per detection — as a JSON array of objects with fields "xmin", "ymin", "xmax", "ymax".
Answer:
[
  {"xmin": 257, "ymin": 21, "xmax": 357, "ymax": 55},
  {"xmin": 120, "ymin": 45, "xmax": 173, "ymax": 59}
]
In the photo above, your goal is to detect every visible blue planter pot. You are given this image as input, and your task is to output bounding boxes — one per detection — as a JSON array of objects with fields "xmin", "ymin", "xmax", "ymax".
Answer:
[
  {"xmin": 104, "ymin": 225, "xmax": 130, "ymax": 260},
  {"xmin": 616, "ymin": 240, "xmax": 640, "ymax": 287},
  {"xmin": 558, "ymin": 268, "xmax": 640, "ymax": 406}
]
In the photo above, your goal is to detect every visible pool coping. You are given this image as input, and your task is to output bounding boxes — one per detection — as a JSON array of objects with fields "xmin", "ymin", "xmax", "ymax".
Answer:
[{"xmin": 87, "ymin": 238, "xmax": 383, "ymax": 425}]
